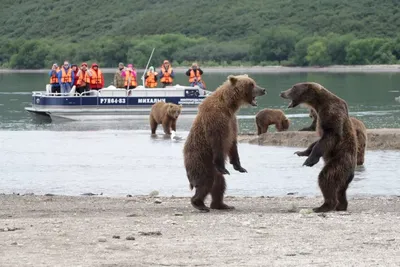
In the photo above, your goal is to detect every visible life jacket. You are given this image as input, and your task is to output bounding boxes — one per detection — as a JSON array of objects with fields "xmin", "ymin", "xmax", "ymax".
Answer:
[
  {"xmin": 124, "ymin": 70, "xmax": 137, "ymax": 87},
  {"xmin": 90, "ymin": 69, "xmax": 103, "ymax": 87},
  {"xmin": 61, "ymin": 67, "xmax": 72, "ymax": 83},
  {"xmin": 77, "ymin": 70, "xmax": 90, "ymax": 86},
  {"xmin": 189, "ymin": 69, "xmax": 202, "ymax": 83},
  {"xmin": 49, "ymin": 68, "xmax": 59, "ymax": 84},
  {"xmin": 160, "ymin": 66, "xmax": 173, "ymax": 83},
  {"xmin": 145, "ymin": 71, "xmax": 158, "ymax": 88}
]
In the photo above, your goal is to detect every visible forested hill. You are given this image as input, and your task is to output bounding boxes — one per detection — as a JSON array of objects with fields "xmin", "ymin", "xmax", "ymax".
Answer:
[{"xmin": 1, "ymin": 0, "xmax": 400, "ymax": 69}]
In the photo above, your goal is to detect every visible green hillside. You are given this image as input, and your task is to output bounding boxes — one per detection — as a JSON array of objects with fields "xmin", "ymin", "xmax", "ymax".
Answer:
[{"xmin": 1, "ymin": 0, "xmax": 400, "ymax": 69}]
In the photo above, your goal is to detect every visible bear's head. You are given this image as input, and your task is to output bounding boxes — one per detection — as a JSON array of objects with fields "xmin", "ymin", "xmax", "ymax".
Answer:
[
  {"xmin": 167, "ymin": 103, "xmax": 182, "ymax": 119},
  {"xmin": 225, "ymin": 74, "xmax": 266, "ymax": 107},
  {"xmin": 281, "ymin": 118, "xmax": 290, "ymax": 131},
  {"xmin": 279, "ymin": 82, "xmax": 323, "ymax": 109}
]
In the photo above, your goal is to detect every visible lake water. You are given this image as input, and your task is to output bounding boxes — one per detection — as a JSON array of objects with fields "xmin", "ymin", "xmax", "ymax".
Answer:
[{"xmin": 0, "ymin": 71, "xmax": 399, "ymax": 197}]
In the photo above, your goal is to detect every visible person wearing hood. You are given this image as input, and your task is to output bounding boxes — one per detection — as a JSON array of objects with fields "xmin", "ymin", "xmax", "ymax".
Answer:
[
  {"xmin": 89, "ymin": 63, "xmax": 104, "ymax": 90},
  {"xmin": 158, "ymin": 60, "xmax": 174, "ymax": 88},
  {"xmin": 113, "ymin": 62, "xmax": 125, "ymax": 88},
  {"xmin": 145, "ymin": 66, "xmax": 158, "ymax": 88},
  {"xmin": 57, "ymin": 60, "xmax": 75, "ymax": 94},
  {"xmin": 122, "ymin": 64, "xmax": 137, "ymax": 89},
  {"xmin": 48, "ymin": 63, "xmax": 60, "ymax": 94}
]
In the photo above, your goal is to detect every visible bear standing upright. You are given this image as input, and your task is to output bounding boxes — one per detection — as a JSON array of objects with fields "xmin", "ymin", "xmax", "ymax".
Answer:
[
  {"xmin": 183, "ymin": 74, "xmax": 266, "ymax": 212},
  {"xmin": 280, "ymin": 82, "xmax": 357, "ymax": 213}
]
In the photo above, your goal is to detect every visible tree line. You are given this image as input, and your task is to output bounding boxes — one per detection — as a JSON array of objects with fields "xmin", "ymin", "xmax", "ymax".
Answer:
[{"xmin": 1, "ymin": 31, "xmax": 400, "ymax": 69}]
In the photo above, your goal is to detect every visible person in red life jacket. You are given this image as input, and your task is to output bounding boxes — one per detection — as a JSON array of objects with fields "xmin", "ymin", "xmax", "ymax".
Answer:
[
  {"xmin": 89, "ymin": 63, "xmax": 104, "ymax": 90},
  {"xmin": 48, "ymin": 63, "xmax": 60, "ymax": 94},
  {"xmin": 75, "ymin": 62, "xmax": 92, "ymax": 94},
  {"xmin": 122, "ymin": 63, "xmax": 137, "ymax": 89},
  {"xmin": 158, "ymin": 60, "xmax": 175, "ymax": 88},
  {"xmin": 145, "ymin": 66, "xmax": 158, "ymax": 88},
  {"xmin": 185, "ymin": 62, "xmax": 205, "ymax": 89},
  {"xmin": 57, "ymin": 61, "xmax": 75, "ymax": 94},
  {"xmin": 71, "ymin": 64, "xmax": 79, "ymax": 87}
]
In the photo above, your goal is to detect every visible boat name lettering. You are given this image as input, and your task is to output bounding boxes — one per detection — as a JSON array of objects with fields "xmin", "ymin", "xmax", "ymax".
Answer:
[
  {"xmin": 138, "ymin": 98, "xmax": 166, "ymax": 104},
  {"xmin": 99, "ymin": 98, "xmax": 126, "ymax": 104}
]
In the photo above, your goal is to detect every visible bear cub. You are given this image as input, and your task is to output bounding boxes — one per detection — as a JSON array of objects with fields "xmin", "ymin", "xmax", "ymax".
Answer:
[
  {"xmin": 149, "ymin": 102, "xmax": 182, "ymax": 135},
  {"xmin": 255, "ymin": 108, "xmax": 290, "ymax": 135}
]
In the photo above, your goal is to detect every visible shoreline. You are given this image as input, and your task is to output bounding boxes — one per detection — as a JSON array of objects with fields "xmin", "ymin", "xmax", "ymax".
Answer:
[
  {"xmin": 2, "ymin": 64, "xmax": 400, "ymax": 74},
  {"xmin": 238, "ymin": 128, "xmax": 400, "ymax": 150},
  {"xmin": 1, "ymin": 194, "xmax": 400, "ymax": 266}
]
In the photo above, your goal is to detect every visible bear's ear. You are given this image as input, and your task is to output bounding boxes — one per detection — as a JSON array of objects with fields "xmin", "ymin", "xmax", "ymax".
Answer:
[
  {"xmin": 242, "ymin": 74, "xmax": 249, "ymax": 77},
  {"xmin": 228, "ymin": 75, "xmax": 238, "ymax": 85}
]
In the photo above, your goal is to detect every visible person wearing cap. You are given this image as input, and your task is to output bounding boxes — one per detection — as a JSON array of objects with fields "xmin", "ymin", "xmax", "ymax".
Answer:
[
  {"xmin": 113, "ymin": 62, "xmax": 125, "ymax": 88},
  {"xmin": 89, "ymin": 63, "xmax": 104, "ymax": 90},
  {"xmin": 48, "ymin": 63, "xmax": 60, "ymax": 94},
  {"xmin": 186, "ymin": 62, "xmax": 205, "ymax": 89},
  {"xmin": 75, "ymin": 62, "xmax": 91, "ymax": 94},
  {"xmin": 57, "ymin": 60, "xmax": 75, "ymax": 94},
  {"xmin": 158, "ymin": 60, "xmax": 175, "ymax": 88},
  {"xmin": 144, "ymin": 66, "xmax": 158, "ymax": 88},
  {"xmin": 122, "ymin": 63, "xmax": 137, "ymax": 89}
]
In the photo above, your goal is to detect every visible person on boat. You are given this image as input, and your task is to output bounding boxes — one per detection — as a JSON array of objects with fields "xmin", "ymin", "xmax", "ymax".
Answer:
[
  {"xmin": 145, "ymin": 66, "xmax": 158, "ymax": 88},
  {"xmin": 122, "ymin": 63, "xmax": 137, "ymax": 89},
  {"xmin": 113, "ymin": 62, "xmax": 125, "ymax": 88},
  {"xmin": 48, "ymin": 63, "xmax": 61, "ymax": 94},
  {"xmin": 75, "ymin": 62, "xmax": 91, "ymax": 94},
  {"xmin": 57, "ymin": 61, "xmax": 75, "ymax": 94},
  {"xmin": 89, "ymin": 63, "xmax": 104, "ymax": 90},
  {"xmin": 71, "ymin": 64, "xmax": 79, "ymax": 88},
  {"xmin": 158, "ymin": 60, "xmax": 175, "ymax": 88},
  {"xmin": 186, "ymin": 62, "xmax": 205, "ymax": 89}
]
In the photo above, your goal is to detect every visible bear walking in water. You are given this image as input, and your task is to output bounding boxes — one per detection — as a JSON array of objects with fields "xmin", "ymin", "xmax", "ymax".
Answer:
[
  {"xmin": 149, "ymin": 102, "xmax": 182, "ymax": 135},
  {"xmin": 255, "ymin": 108, "xmax": 290, "ymax": 135},
  {"xmin": 280, "ymin": 82, "xmax": 357, "ymax": 213},
  {"xmin": 301, "ymin": 108, "xmax": 367, "ymax": 166},
  {"xmin": 183, "ymin": 74, "xmax": 266, "ymax": 212}
]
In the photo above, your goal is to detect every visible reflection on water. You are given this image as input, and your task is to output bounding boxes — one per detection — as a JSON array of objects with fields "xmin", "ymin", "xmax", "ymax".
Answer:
[{"xmin": 1, "ymin": 130, "xmax": 399, "ymax": 197}]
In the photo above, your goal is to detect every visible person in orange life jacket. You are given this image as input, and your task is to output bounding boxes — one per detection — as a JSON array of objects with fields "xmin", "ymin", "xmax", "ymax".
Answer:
[
  {"xmin": 89, "ymin": 63, "xmax": 104, "ymax": 90},
  {"xmin": 185, "ymin": 62, "xmax": 205, "ymax": 89},
  {"xmin": 158, "ymin": 60, "xmax": 175, "ymax": 88},
  {"xmin": 75, "ymin": 62, "xmax": 92, "ymax": 94},
  {"xmin": 121, "ymin": 64, "xmax": 137, "ymax": 89},
  {"xmin": 144, "ymin": 66, "xmax": 158, "ymax": 88},
  {"xmin": 71, "ymin": 64, "xmax": 79, "ymax": 87},
  {"xmin": 48, "ymin": 63, "xmax": 60, "ymax": 94},
  {"xmin": 57, "ymin": 61, "xmax": 75, "ymax": 94}
]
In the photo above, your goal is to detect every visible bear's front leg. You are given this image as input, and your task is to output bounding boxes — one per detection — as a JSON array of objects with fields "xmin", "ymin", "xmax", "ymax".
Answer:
[
  {"xmin": 162, "ymin": 119, "xmax": 172, "ymax": 135},
  {"xmin": 302, "ymin": 133, "xmax": 335, "ymax": 167},
  {"xmin": 294, "ymin": 141, "xmax": 317, "ymax": 157},
  {"xmin": 229, "ymin": 141, "xmax": 247, "ymax": 173}
]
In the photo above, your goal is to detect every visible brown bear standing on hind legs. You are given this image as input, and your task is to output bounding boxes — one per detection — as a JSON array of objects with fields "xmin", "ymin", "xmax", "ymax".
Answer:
[
  {"xmin": 183, "ymin": 74, "xmax": 266, "ymax": 212},
  {"xmin": 255, "ymin": 108, "xmax": 290, "ymax": 135},
  {"xmin": 149, "ymin": 102, "xmax": 182, "ymax": 135},
  {"xmin": 280, "ymin": 82, "xmax": 357, "ymax": 213},
  {"xmin": 300, "ymin": 108, "xmax": 367, "ymax": 165}
]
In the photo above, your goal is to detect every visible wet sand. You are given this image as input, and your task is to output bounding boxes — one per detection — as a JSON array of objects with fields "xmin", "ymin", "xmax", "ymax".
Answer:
[
  {"xmin": 0, "ymin": 194, "xmax": 400, "ymax": 266},
  {"xmin": 238, "ymin": 128, "xmax": 400, "ymax": 150},
  {"xmin": 2, "ymin": 64, "xmax": 400, "ymax": 74}
]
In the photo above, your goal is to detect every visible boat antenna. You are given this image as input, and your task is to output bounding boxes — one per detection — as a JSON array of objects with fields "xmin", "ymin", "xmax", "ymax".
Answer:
[{"xmin": 141, "ymin": 47, "xmax": 155, "ymax": 87}]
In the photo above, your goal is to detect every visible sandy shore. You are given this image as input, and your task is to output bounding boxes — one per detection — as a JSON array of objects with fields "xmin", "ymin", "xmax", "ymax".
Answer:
[
  {"xmin": 238, "ymin": 128, "xmax": 400, "ymax": 150},
  {"xmin": 1, "ymin": 194, "xmax": 400, "ymax": 267},
  {"xmin": 2, "ymin": 64, "xmax": 400, "ymax": 74}
]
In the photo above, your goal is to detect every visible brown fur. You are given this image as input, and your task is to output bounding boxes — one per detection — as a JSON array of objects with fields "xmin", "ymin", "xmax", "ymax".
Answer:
[
  {"xmin": 303, "ymin": 108, "xmax": 367, "ymax": 165},
  {"xmin": 280, "ymin": 82, "xmax": 357, "ymax": 213},
  {"xmin": 183, "ymin": 74, "xmax": 266, "ymax": 212},
  {"xmin": 255, "ymin": 108, "xmax": 290, "ymax": 135},
  {"xmin": 149, "ymin": 102, "xmax": 182, "ymax": 134}
]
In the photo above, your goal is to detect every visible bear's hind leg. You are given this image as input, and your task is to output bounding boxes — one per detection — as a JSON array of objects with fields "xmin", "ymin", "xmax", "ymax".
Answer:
[
  {"xmin": 210, "ymin": 173, "xmax": 234, "ymax": 210},
  {"xmin": 313, "ymin": 165, "xmax": 339, "ymax": 213},
  {"xmin": 150, "ymin": 115, "xmax": 158, "ymax": 134},
  {"xmin": 191, "ymin": 179, "xmax": 213, "ymax": 212},
  {"xmin": 336, "ymin": 172, "xmax": 354, "ymax": 211}
]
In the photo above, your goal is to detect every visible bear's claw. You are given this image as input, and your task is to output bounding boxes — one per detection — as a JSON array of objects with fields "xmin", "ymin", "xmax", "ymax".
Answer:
[
  {"xmin": 216, "ymin": 165, "xmax": 230, "ymax": 175},
  {"xmin": 233, "ymin": 165, "xmax": 247, "ymax": 173},
  {"xmin": 303, "ymin": 156, "xmax": 319, "ymax": 167}
]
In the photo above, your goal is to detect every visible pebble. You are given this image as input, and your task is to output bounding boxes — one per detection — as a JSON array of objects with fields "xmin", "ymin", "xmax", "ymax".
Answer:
[
  {"xmin": 149, "ymin": 190, "xmax": 159, "ymax": 197},
  {"xmin": 299, "ymin": 209, "xmax": 314, "ymax": 214},
  {"xmin": 98, "ymin": 237, "xmax": 107, "ymax": 242},
  {"xmin": 139, "ymin": 231, "xmax": 162, "ymax": 236},
  {"xmin": 174, "ymin": 212, "xmax": 183, "ymax": 216},
  {"xmin": 112, "ymin": 235, "xmax": 120, "ymax": 239},
  {"xmin": 10, "ymin": 242, "xmax": 18, "ymax": 246},
  {"xmin": 126, "ymin": 235, "xmax": 136, "ymax": 240},
  {"xmin": 154, "ymin": 200, "xmax": 162, "ymax": 204},
  {"xmin": 126, "ymin": 194, "xmax": 132, "ymax": 197}
]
